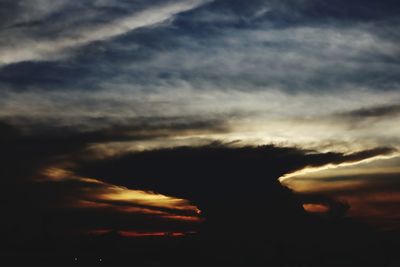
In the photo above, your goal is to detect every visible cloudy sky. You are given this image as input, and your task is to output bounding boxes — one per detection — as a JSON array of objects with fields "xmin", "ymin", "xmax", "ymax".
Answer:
[{"xmin": 1, "ymin": 0, "xmax": 400, "ymax": 242}]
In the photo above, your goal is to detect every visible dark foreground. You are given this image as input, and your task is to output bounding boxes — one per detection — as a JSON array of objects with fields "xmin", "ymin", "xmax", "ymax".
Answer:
[{"xmin": 2, "ymin": 230, "xmax": 400, "ymax": 267}]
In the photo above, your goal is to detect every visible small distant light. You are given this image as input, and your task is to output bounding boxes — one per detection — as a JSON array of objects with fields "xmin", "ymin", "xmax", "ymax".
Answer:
[
  {"xmin": 99, "ymin": 258, "xmax": 102, "ymax": 262},
  {"xmin": 74, "ymin": 257, "xmax": 78, "ymax": 261}
]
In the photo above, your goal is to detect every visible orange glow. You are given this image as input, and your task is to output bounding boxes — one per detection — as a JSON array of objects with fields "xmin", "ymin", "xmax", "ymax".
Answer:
[
  {"xmin": 303, "ymin": 203, "xmax": 330, "ymax": 213},
  {"xmin": 41, "ymin": 167, "xmax": 202, "ymax": 223},
  {"xmin": 283, "ymin": 179, "xmax": 365, "ymax": 194},
  {"xmin": 76, "ymin": 201, "xmax": 202, "ymax": 222},
  {"xmin": 40, "ymin": 167, "xmax": 73, "ymax": 181},
  {"xmin": 163, "ymin": 215, "xmax": 204, "ymax": 222},
  {"xmin": 101, "ymin": 186, "xmax": 197, "ymax": 211},
  {"xmin": 119, "ymin": 231, "xmax": 189, "ymax": 238},
  {"xmin": 87, "ymin": 229, "xmax": 195, "ymax": 238}
]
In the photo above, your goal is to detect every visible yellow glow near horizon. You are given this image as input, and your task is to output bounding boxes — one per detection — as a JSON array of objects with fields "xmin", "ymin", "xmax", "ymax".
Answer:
[
  {"xmin": 102, "ymin": 186, "xmax": 198, "ymax": 211},
  {"xmin": 40, "ymin": 167, "xmax": 201, "ymax": 222},
  {"xmin": 303, "ymin": 203, "xmax": 330, "ymax": 213}
]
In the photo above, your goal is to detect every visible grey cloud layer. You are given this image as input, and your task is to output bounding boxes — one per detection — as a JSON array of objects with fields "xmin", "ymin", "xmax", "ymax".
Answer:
[{"xmin": 1, "ymin": 0, "xmax": 399, "ymax": 89}]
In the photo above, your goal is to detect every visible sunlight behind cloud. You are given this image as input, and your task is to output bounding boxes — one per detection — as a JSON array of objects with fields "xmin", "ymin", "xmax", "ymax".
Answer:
[{"xmin": 40, "ymin": 167, "xmax": 201, "ymax": 222}]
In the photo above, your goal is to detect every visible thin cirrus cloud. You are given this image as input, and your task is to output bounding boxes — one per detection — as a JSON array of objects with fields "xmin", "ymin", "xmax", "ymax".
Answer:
[{"xmin": 0, "ymin": 0, "xmax": 210, "ymax": 65}]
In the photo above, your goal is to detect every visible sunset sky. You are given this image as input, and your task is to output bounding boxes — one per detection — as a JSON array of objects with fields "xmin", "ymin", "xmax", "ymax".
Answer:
[{"xmin": 1, "ymin": 0, "xmax": 400, "ymax": 244}]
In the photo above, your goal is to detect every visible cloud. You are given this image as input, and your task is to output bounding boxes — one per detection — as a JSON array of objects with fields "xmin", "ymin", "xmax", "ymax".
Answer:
[
  {"xmin": 0, "ymin": 121, "xmax": 212, "ymax": 242},
  {"xmin": 295, "ymin": 172, "xmax": 400, "ymax": 230},
  {"xmin": 284, "ymin": 155, "xmax": 400, "ymax": 230},
  {"xmin": 2, "ymin": 0, "xmax": 400, "ymax": 90},
  {"xmin": 61, "ymin": 143, "xmax": 396, "ymax": 256},
  {"xmin": 308, "ymin": 147, "xmax": 397, "ymax": 165},
  {"xmin": 2, "ymin": 119, "xmax": 391, "ymax": 233},
  {"xmin": 0, "ymin": 118, "xmax": 229, "ymax": 182},
  {"xmin": 73, "ymin": 145, "xmax": 395, "ymax": 217},
  {"xmin": 0, "ymin": 0, "xmax": 209, "ymax": 65},
  {"xmin": 0, "ymin": 0, "xmax": 68, "ymax": 27},
  {"xmin": 0, "ymin": 179, "xmax": 200, "ymax": 243},
  {"xmin": 2, "ymin": 84, "xmax": 400, "ymax": 154},
  {"xmin": 339, "ymin": 104, "xmax": 400, "ymax": 119},
  {"xmin": 0, "ymin": 120, "xmax": 395, "ymax": 259},
  {"xmin": 95, "ymin": 23, "xmax": 399, "ymax": 92}
]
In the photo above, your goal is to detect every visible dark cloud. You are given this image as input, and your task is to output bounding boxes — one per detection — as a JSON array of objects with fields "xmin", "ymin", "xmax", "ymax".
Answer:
[
  {"xmin": 0, "ymin": 124, "xmax": 84, "ymax": 182},
  {"xmin": 179, "ymin": 0, "xmax": 400, "ymax": 28},
  {"xmin": 72, "ymin": 145, "xmax": 395, "ymax": 243},
  {"xmin": 0, "ymin": 61, "xmax": 94, "ymax": 91},
  {"xmin": 74, "ymin": 145, "xmax": 395, "ymax": 199},
  {"xmin": 329, "ymin": 104, "xmax": 400, "ymax": 129},
  {"xmin": 0, "ymin": 117, "xmax": 228, "ymax": 244},
  {"xmin": 1, "ymin": 118, "xmax": 398, "ymax": 264},
  {"xmin": 340, "ymin": 104, "xmax": 400, "ymax": 119},
  {"xmin": 60, "ymin": 143, "xmax": 399, "ymax": 266},
  {"xmin": 0, "ymin": 118, "xmax": 228, "ymax": 180},
  {"xmin": 2, "ymin": 118, "xmax": 392, "ymax": 223}
]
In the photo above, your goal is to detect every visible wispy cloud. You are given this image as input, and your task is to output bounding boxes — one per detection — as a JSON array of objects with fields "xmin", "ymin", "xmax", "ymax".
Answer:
[
  {"xmin": 0, "ymin": 0, "xmax": 209, "ymax": 65},
  {"xmin": 338, "ymin": 104, "xmax": 400, "ymax": 119}
]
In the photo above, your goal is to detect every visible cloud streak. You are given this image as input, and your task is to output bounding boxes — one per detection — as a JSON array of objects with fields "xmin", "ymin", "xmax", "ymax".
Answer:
[
  {"xmin": 339, "ymin": 104, "xmax": 400, "ymax": 119},
  {"xmin": 0, "ymin": 0, "xmax": 209, "ymax": 65}
]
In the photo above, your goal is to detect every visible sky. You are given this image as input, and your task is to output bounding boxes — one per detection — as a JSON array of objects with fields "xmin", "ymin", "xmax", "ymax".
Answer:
[{"xmin": 1, "ymin": 0, "xmax": 400, "ymax": 250}]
